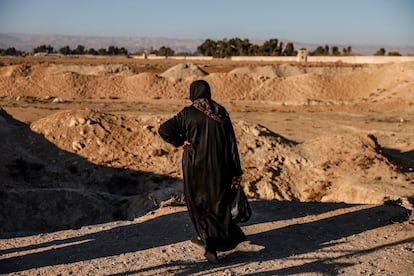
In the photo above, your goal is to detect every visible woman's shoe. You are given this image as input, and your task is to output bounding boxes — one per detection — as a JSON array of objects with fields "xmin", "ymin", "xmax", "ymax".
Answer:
[{"xmin": 204, "ymin": 250, "xmax": 220, "ymax": 264}]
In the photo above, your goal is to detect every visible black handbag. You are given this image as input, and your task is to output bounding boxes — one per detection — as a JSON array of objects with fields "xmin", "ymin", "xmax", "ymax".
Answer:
[{"xmin": 230, "ymin": 185, "xmax": 252, "ymax": 223}]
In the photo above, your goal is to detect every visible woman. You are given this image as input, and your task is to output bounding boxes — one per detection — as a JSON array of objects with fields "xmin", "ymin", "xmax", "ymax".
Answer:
[{"xmin": 158, "ymin": 80, "xmax": 246, "ymax": 263}]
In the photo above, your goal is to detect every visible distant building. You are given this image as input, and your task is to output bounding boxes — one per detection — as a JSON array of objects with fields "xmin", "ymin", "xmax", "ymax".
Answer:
[{"xmin": 297, "ymin": 49, "xmax": 307, "ymax": 62}]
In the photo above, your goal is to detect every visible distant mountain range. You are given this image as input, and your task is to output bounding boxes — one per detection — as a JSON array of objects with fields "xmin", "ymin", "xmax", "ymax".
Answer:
[
  {"xmin": 1, "ymin": 33, "xmax": 414, "ymax": 55},
  {"xmin": 0, "ymin": 33, "xmax": 203, "ymax": 54}
]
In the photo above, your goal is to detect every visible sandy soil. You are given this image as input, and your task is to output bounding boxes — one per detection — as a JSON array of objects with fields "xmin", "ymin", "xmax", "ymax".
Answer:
[{"xmin": 0, "ymin": 56, "xmax": 413, "ymax": 275}]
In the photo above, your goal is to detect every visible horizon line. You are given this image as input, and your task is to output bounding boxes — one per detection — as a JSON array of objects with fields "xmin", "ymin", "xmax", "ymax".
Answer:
[{"xmin": 2, "ymin": 32, "xmax": 414, "ymax": 48}]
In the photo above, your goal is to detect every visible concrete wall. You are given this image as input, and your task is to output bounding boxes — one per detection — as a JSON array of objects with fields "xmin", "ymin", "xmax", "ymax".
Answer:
[
  {"xmin": 231, "ymin": 55, "xmax": 414, "ymax": 64},
  {"xmin": 131, "ymin": 55, "xmax": 213, "ymax": 61},
  {"xmin": 167, "ymin": 56, "xmax": 214, "ymax": 61},
  {"xmin": 230, "ymin": 56, "xmax": 298, "ymax": 62},
  {"xmin": 129, "ymin": 54, "xmax": 414, "ymax": 64},
  {"xmin": 306, "ymin": 56, "xmax": 414, "ymax": 64}
]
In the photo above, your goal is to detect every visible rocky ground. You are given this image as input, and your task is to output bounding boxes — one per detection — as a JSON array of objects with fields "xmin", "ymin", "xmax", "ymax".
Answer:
[{"xmin": 0, "ymin": 56, "xmax": 413, "ymax": 275}]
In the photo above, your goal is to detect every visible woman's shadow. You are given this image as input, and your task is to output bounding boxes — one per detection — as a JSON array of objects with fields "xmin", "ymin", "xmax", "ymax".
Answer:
[{"xmin": 0, "ymin": 200, "xmax": 411, "ymax": 274}]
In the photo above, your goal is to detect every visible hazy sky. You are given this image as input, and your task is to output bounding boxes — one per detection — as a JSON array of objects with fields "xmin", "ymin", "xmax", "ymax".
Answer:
[{"xmin": 1, "ymin": 0, "xmax": 413, "ymax": 46}]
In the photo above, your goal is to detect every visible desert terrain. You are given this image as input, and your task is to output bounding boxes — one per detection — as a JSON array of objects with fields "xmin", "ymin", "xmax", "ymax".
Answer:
[{"xmin": 0, "ymin": 56, "xmax": 413, "ymax": 275}]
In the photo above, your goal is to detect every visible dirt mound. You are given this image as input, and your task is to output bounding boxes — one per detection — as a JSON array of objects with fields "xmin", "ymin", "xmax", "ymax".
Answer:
[
  {"xmin": 229, "ymin": 64, "xmax": 368, "ymax": 78},
  {"xmin": 30, "ymin": 110, "xmax": 182, "ymax": 176},
  {"xmin": 204, "ymin": 73, "xmax": 260, "ymax": 100},
  {"xmin": 160, "ymin": 63, "xmax": 208, "ymax": 80},
  {"xmin": 2, "ymin": 107, "xmax": 412, "ymax": 233},
  {"xmin": 46, "ymin": 64, "xmax": 136, "ymax": 76},
  {"xmin": 1, "ymin": 62, "xmax": 413, "ymax": 107},
  {"xmin": 124, "ymin": 73, "xmax": 189, "ymax": 99},
  {"xmin": 296, "ymin": 134, "xmax": 413, "ymax": 204},
  {"xmin": 0, "ymin": 109, "xmax": 181, "ymax": 232},
  {"xmin": 242, "ymin": 62, "xmax": 414, "ymax": 105},
  {"xmin": 229, "ymin": 65, "xmax": 285, "ymax": 78},
  {"xmin": 30, "ymin": 110, "xmax": 414, "ymax": 207},
  {"xmin": 0, "ymin": 64, "xmax": 19, "ymax": 77},
  {"xmin": 233, "ymin": 121, "xmax": 414, "ymax": 205}
]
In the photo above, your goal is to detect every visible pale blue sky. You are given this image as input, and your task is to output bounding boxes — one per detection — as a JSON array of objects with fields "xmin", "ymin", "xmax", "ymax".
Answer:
[{"xmin": 0, "ymin": 0, "xmax": 413, "ymax": 46}]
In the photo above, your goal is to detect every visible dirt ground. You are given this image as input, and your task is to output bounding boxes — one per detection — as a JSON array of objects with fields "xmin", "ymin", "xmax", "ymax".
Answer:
[{"xmin": 0, "ymin": 56, "xmax": 413, "ymax": 275}]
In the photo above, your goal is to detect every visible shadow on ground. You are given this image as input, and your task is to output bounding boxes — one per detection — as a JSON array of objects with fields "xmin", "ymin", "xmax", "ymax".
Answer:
[
  {"xmin": 0, "ymin": 200, "xmax": 410, "ymax": 274},
  {"xmin": 0, "ymin": 107, "xmax": 181, "ymax": 236},
  {"xmin": 382, "ymin": 147, "xmax": 414, "ymax": 173},
  {"xmin": 1, "ymin": 108, "xmax": 412, "ymax": 275}
]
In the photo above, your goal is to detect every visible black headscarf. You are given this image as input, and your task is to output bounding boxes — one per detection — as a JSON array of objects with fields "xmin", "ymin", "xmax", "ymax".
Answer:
[
  {"xmin": 190, "ymin": 80, "xmax": 226, "ymax": 123},
  {"xmin": 190, "ymin": 80, "xmax": 211, "ymax": 102}
]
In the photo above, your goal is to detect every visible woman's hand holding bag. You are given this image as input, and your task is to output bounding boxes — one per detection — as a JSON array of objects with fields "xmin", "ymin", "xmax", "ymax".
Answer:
[{"xmin": 230, "ymin": 176, "xmax": 252, "ymax": 223}]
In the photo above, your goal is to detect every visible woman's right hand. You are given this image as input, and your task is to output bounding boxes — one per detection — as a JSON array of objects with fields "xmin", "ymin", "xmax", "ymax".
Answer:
[
  {"xmin": 232, "ymin": 175, "xmax": 242, "ymax": 188},
  {"xmin": 182, "ymin": 140, "xmax": 191, "ymax": 149}
]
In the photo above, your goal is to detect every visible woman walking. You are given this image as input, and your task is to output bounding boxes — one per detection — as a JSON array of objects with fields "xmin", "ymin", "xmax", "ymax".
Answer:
[{"xmin": 158, "ymin": 80, "xmax": 246, "ymax": 263}]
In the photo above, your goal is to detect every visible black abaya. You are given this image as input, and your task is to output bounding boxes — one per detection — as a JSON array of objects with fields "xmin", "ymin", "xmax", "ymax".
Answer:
[{"xmin": 158, "ymin": 92, "xmax": 246, "ymax": 252}]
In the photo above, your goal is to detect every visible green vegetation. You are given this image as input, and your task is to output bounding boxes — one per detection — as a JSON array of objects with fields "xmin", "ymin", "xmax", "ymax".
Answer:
[
  {"xmin": 374, "ymin": 48, "xmax": 402, "ymax": 56},
  {"xmin": 197, "ymin": 38, "xmax": 290, "ymax": 57},
  {"xmin": 150, "ymin": 46, "xmax": 175, "ymax": 57},
  {"xmin": 0, "ymin": 38, "xmax": 402, "ymax": 57}
]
